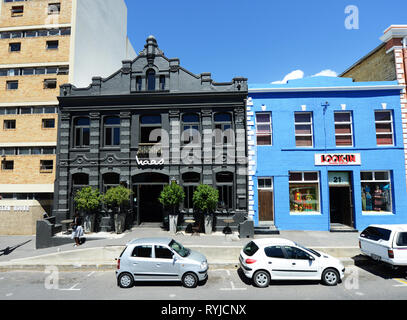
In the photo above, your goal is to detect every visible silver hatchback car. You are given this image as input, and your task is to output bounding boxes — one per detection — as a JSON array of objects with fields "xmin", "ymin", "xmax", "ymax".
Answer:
[{"xmin": 116, "ymin": 237, "xmax": 208, "ymax": 288}]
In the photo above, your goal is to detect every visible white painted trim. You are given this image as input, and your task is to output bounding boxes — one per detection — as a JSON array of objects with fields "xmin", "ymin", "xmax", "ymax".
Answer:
[
  {"xmin": 0, "ymin": 184, "xmax": 54, "ymax": 193},
  {"xmin": 0, "ymin": 142, "xmax": 57, "ymax": 147},
  {"xmin": 0, "ymin": 62, "xmax": 69, "ymax": 68},
  {"xmin": 0, "ymin": 24, "xmax": 71, "ymax": 32},
  {"xmin": 249, "ymin": 85, "xmax": 404, "ymax": 93}
]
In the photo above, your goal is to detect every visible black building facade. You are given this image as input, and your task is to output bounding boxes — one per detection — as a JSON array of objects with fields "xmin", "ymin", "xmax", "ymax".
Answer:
[{"xmin": 53, "ymin": 36, "xmax": 248, "ymax": 231}]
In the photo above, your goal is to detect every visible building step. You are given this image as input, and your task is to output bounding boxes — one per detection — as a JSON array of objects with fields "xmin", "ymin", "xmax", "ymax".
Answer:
[
  {"xmin": 330, "ymin": 223, "xmax": 358, "ymax": 233},
  {"xmin": 254, "ymin": 225, "xmax": 280, "ymax": 235}
]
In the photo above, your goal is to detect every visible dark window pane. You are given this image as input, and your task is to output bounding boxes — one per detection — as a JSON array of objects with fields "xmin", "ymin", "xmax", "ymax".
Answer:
[
  {"xmin": 113, "ymin": 127, "xmax": 120, "ymax": 145},
  {"xmin": 265, "ymin": 246, "xmax": 285, "ymax": 258},
  {"xmin": 214, "ymin": 113, "xmax": 232, "ymax": 122},
  {"xmin": 335, "ymin": 124, "xmax": 351, "ymax": 134},
  {"xmin": 375, "ymin": 112, "xmax": 391, "ymax": 121},
  {"xmin": 336, "ymin": 135, "xmax": 352, "ymax": 146},
  {"xmin": 289, "ymin": 172, "xmax": 302, "ymax": 181},
  {"xmin": 141, "ymin": 115, "xmax": 161, "ymax": 124},
  {"xmin": 182, "ymin": 114, "xmax": 199, "ymax": 123},
  {"xmin": 82, "ymin": 128, "xmax": 90, "ymax": 146},
  {"xmin": 132, "ymin": 245, "xmax": 152, "ymax": 258},
  {"xmin": 147, "ymin": 69, "xmax": 156, "ymax": 91},
  {"xmin": 295, "ymin": 113, "xmax": 311, "ymax": 123},
  {"xmin": 377, "ymin": 135, "xmax": 393, "ymax": 145},
  {"xmin": 155, "ymin": 246, "xmax": 173, "ymax": 259},
  {"xmin": 295, "ymin": 136, "xmax": 312, "ymax": 146},
  {"xmin": 257, "ymin": 135, "xmax": 271, "ymax": 145},
  {"xmin": 334, "ymin": 113, "xmax": 350, "ymax": 122}
]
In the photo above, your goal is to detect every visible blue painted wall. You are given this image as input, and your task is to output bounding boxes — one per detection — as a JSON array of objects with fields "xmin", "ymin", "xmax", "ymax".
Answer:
[{"xmin": 248, "ymin": 77, "xmax": 407, "ymax": 231}]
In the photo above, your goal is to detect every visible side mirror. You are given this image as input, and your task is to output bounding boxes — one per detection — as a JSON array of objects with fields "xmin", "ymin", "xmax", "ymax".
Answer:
[{"xmin": 308, "ymin": 256, "xmax": 315, "ymax": 261}]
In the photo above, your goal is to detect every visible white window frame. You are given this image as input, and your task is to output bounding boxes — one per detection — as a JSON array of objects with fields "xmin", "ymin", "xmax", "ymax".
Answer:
[
  {"xmin": 334, "ymin": 111, "xmax": 353, "ymax": 147},
  {"xmin": 375, "ymin": 110, "xmax": 394, "ymax": 146},
  {"xmin": 289, "ymin": 171, "xmax": 321, "ymax": 215},
  {"xmin": 256, "ymin": 112, "xmax": 272, "ymax": 146},
  {"xmin": 294, "ymin": 112, "xmax": 313, "ymax": 148},
  {"xmin": 258, "ymin": 177, "xmax": 273, "ymax": 190},
  {"xmin": 360, "ymin": 170, "xmax": 393, "ymax": 215}
]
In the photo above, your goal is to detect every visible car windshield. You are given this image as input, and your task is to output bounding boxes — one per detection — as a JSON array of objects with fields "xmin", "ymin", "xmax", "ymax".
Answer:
[
  {"xmin": 169, "ymin": 240, "xmax": 190, "ymax": 257},
  {"xmin": 297, "ymin": 243, "xmax": 321, "ymax": 257}
]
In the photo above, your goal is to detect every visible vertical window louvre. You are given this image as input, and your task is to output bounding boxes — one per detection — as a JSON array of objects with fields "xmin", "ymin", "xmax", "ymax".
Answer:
[
  {"xmin": 295, "ymin": 112, "xmax": 313, "ymax": 147},
  {"xmin": 375, "ymin": 111, "xmax": 393, "ymax": 146},
  {"xmin": 334, "ymin": 112, "xmax": 353, "ymax": 147}
]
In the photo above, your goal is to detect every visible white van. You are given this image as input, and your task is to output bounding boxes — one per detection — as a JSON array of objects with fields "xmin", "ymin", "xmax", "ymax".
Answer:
[{"xmin": 359, "ymin": 224, "xmax": 407, "ymax": 267}]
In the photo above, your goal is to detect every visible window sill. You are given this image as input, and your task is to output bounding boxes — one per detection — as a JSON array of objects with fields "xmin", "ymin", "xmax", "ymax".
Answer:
[
  {"xmin": 362, "ymin": 211, "xmax": 394, "ymax": 216},
  {"xmin": 290, "ymin": 211, "xmax": 321, "ymax": 216}
]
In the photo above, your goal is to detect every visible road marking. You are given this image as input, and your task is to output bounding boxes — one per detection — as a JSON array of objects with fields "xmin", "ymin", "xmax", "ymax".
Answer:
[
  {"xmin": 169, "ymin": 294, "xmax": 176, "ymax": 298},
  {"xmin": 59, "ymin": 283, "xmax": 81, "ymax": 291},
  {"xmin": 355, "ymin": 292, "xmax": 364, "ymax": 296},
  {"xmin": 393, "ymin": 278, "xmax": 407, "ymax": 286},
  {"xmin": 6, "ymin": 293, "xmax": 13, "ymax": 297},
  {"xmin": 87, "ymin": 271, "xmax": 95, "ymax": 277}
]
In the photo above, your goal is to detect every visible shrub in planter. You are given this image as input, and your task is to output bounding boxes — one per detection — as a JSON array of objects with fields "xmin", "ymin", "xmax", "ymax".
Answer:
[
  {"xmin": 103, "ymin": 186, "xmax": 133, "ymax": 234},
  {"xmin": 73, "ymin": 187, "xmax": 103, "ymax": 233},
  {"xmin": 158, "ymin": 181, "xmax": 185, "ymax": 234},
  {"xmin": 192, "ymin": 184, "xmax": 219, "ymax": 234}
]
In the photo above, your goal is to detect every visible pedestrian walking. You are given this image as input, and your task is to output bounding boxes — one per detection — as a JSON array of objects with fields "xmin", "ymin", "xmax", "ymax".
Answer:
[{"xmin": 71, "ymin": 212, "xmax": 84, "ymax": 247}]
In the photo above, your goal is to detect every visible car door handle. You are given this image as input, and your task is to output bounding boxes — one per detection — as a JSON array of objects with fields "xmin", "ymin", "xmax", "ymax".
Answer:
[
  {"xmin": 292, "ymin": 263, "xmax": 296, "ymax": 265},
  {"xmin": 268, "ymin": 262, "xmax": 272, "ymax": 264}
]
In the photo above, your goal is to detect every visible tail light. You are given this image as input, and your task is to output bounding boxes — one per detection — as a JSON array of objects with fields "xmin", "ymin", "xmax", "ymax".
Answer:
[
  {"xmin": 117, "ymin": 258, "xmax": 121, "ymax": 269},
  {"xmin": 388, "ymin": 250, "xmax": 394, "ymax": 259},
  {"xmin": 245, "ymin": 258, "xmax": 257, "ymax": 264}
]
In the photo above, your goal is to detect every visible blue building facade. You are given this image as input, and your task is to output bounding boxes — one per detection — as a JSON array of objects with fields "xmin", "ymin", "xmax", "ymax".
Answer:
[{"xmin": 247, "ymin": 77, "xmax": 407, "ymax": 231}]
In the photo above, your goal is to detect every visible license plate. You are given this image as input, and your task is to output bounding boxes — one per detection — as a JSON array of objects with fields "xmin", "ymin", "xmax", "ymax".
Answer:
[{"xmin": 371, "ymin": 254, "xmax": 381, "ymax": 261}]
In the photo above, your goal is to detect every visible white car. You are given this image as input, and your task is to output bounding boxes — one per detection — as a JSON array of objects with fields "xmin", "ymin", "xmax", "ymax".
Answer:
[
  {"xmin": 359, "ymin": 224, "xmax": 407, "ymax": 268},
  {"xmin": 239, "ymin": 238, "xmax": 345, "ymax": 287}
]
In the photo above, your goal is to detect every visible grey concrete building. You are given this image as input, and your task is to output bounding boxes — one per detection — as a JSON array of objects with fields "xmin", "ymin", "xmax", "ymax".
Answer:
[{"xmin": 53, "ymin": 36, "xmax": 249, "ymax": 232}]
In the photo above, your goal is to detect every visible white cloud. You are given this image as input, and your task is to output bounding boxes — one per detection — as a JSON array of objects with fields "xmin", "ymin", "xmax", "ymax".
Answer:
[
  {"xmin": 311, "ymin": 69, "xmax": 338, "ymax": 77},
  {"xmin": 272, "ymin": 70, "xmax": 304, "ymax": 84},
  {"xmin": 272, "ymin": 69, "xmax": 337, "ymax": 84}
]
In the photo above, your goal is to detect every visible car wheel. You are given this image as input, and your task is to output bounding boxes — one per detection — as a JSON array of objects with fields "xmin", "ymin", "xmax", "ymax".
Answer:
[
  {"xmin": 253, "ymin": 270, "xmax": 270, "ymax": 288},
  {"xmin": 118, "ymin": 272, "xmax": 134, "ymax": 289},
  {"xmin": 321, "ymin": 268, "xmax": 339, "ymax": 286},
  {"xmin": 182, "ymin": 272, "xmax": 198, "ymax": 288}
]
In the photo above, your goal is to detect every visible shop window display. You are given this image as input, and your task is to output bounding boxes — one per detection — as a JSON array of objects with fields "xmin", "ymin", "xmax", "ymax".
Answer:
[
  {"xmin": 289, "ymin": 172, "xmax": 320, "ymax": 213},
  {"xmin": 361, "ymin": 171, "xmax": 392, "ymax": 213}
]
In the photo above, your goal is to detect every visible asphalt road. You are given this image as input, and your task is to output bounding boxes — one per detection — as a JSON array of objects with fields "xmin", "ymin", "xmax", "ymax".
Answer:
[{"xmin": 1, "ymin": 263, "xmax": 407, "ymax": 301}]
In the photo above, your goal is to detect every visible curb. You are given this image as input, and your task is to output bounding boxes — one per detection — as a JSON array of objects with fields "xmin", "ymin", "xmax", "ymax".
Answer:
[{"xmin": 0, "ymin": 257, "xmax": 370, "ymax": 272}]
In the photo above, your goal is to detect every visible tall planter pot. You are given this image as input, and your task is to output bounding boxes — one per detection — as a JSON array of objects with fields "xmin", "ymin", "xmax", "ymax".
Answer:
[
  {"xmin": 83, "ymin": 213, "xmax": 96, "ymax": 233},
  {"xmin": 114, "ymin": 211, "xmax": 126, "ymax": 234},
  {"xmin": 169, "ymin": 214, "xmax": 179, "ymax": 234},
  {"xmin": 204, "ymin": 214, "xmax": 213, "ymax": 235}
]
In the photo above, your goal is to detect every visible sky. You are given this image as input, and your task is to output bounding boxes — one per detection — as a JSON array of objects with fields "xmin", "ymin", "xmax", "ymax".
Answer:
[{"xmin": 124, "ymin": 0, "xmax": 407, "ymax": 84}]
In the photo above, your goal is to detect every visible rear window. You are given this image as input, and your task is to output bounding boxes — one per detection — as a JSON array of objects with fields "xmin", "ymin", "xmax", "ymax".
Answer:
[
  {"xmin": 131, "ymin": 245, "xmax": 152, "ymax": 258},
  {"xmin": 243, "ymin": 241, "xmax": 259, "ymax": 257},
  {"xmin": 396, "ymin": 233, "xmax": 407, "ymax": 246},
  {"xmin": 360, "ymin": 227, "xmax": 391, "ymax": 241}
]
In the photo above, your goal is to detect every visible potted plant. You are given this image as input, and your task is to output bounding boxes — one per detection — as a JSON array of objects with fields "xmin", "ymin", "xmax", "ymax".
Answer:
[
  {"xmin": 103, "ymin": 185, "xmax": 133, "ymax": 234},
  {"xmin": 158, "ymin": 181, "xmax": 185, "ymax": 234},
  {"xmin": 192, "ymin": 184, "xmax": 219, "ymax": 234},
  {"xmin": 73, "ymin": 186, "xmax": 103, "ymax": 233}
]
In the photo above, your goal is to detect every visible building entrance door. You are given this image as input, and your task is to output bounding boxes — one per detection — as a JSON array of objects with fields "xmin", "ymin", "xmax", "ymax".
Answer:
[
  {"xmin": 328, "ymin": 172, "xmax": 354, "ymax": 228},
  {"xmin": 258, "ymin": 190, "xmax": 274, "ymax": 222},
  {"xmin": 132, "ymin": 173, "xmax": 169, "ymax": 225}
]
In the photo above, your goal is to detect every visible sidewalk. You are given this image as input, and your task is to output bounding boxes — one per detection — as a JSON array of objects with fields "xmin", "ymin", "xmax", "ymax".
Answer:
[{"xmin": 0, "ymin": 228, "xmax": 365, "ymax": 271}]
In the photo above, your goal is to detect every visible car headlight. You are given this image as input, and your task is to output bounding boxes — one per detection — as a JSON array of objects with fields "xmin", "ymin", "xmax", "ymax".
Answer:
[{"xmin": 200, "ymin": 261, "xmax": 208, "ymax": 270}]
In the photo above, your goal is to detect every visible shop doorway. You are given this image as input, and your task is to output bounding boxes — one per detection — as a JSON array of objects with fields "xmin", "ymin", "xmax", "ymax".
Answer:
[
  {"xmin": 132, "ymin": 173, "xmax": 169, "ymax": 225},
  {"xmin": 328, "ymin": 172, "xmax": 354, "ymax": 228}
]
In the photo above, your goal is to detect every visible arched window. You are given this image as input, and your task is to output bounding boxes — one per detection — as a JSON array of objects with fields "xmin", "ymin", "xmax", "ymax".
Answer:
[
  {"xmin": 214, "ymin": 113, "xmax": 233, "ymax": 145},
  {"xmin": 72, "ymin": 173, "xmax": 89, "ymax": 186},
  {"xmin": 104, "ymin": 116, "xmax": 121, "ymax": 146},
  {"xmin": 159, "ymin": 75, "xmax": 165, "ymax": 90},
  {"xmin": 102, "ymin": 172, "xmax": 120, "ymax": 192},
  {"xmin": 73, "ymin": 117, "xmax": 90, "ymax": 148},
  {"xmin": 146, "ymin": 69, "xmax": 156, "ymax": 91},
  {"xmin": 182, "ymin": 113, "xmax": 200, "ymax": 145}
]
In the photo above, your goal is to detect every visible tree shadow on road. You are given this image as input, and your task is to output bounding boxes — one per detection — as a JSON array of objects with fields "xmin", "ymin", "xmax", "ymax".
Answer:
[{"xmin": 0, "ymin": 240, "xmax": 32, "ymax": 256}]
